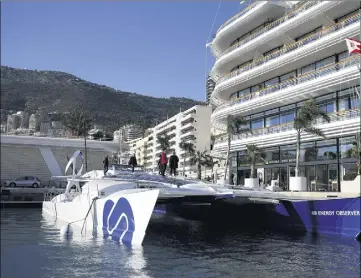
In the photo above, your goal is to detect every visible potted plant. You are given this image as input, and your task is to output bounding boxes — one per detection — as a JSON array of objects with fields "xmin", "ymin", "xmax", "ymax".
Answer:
[
  {"xmin": 222, "ymin": 115, "xmax": 251, "ymax": 184},
  {"xmin": 291, "ymin": 99, "xmax": 330, "ymax": 191},
  {"xmin": 244, "ymin": 144, "xmax": 266, "ymax": 188}
]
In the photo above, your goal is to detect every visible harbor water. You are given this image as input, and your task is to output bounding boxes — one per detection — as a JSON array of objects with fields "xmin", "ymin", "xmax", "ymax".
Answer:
[{"xmin": 1, "ymin": 208, "xmax": 360, "ymax": 278}]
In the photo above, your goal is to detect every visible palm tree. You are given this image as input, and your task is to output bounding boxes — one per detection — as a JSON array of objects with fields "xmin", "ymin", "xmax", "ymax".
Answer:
[
  {"xmin": 345, "ymin": 132, "xmax": 361, "ymax": 175},
  {"xmin": 293, "ymin": 99, "xmax": 330, "ymax": 177},
  {"xmin": 62, "ymin": 108, "xmax": 93, "ymax": 172},
  {"xmin": 244, "ymin": 144, "xmax": 266, "ymax": 179},
  {"xmin": 156, "ymin": 134, "xmax": 171, "ymax": 152},
  {"xmin": 203, "ymin": 153, "xmax": 218, "ymax": 181},
  {"xmin": 189, "ymin": 150, "xmax": 208, "ymax": 180},
  {"xmin": 179, "ymin": 141, "xmax": 195, "ymax": 176},
  {"xmin": 62, "ymin": 108, "xmax": 93, "ymax": 137},
  {"xmin": 223, "ymin": 115, "xmax": 251, "ymax": 182}
]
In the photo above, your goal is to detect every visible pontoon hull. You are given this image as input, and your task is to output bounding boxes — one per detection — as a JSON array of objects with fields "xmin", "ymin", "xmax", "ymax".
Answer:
[
  {"xmin": 155, "ymin": 196, "xmax": 361, "ymax": 239},
  {"xmin": 43, "ymin": 189, "xmax": 159, "ymax": 245}
]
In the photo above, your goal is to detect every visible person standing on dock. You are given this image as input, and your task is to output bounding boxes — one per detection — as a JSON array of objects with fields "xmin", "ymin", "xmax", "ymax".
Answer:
[
  {"xmin": 157, "ymin": 154, "xmax": 162, "ymax": 174},
  {"xmin": 128, "ymin": 153, "xmax": 138, "ymax": 172},
  {"xmin": 103, "ymin": 155, "xmax": 109, "ymax": 175},
  {"xmin": 169, "ymin": 151, "xmax": 179, "ymax": 176},
  {"xmin": 160, "ymin": 150, "xmax": 168, "ymax": 176}
]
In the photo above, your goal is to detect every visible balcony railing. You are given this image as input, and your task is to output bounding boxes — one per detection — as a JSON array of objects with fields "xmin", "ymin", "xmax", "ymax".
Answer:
[
  {"xmin": 216, "ymin": 1, "xmax": 320, "ymax": 59},
  {"xmin": 216, "ymin": 1, "xmax": 259, "ymax": 34},
  {"xmin": 217, "ymin": 12, "xmax": 360, "ymax": 83},
  {"xmin": 214, "ymin": 109, "xmax": 360, "ymax": 145},
  {"xmin": 213, "ymin": 54, "xmax": 360, "ymax": 114}
]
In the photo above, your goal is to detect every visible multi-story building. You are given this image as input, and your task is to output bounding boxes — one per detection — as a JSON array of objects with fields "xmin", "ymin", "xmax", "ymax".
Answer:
[
  {"xmin": 130, "ymin": 105, "xmax": 212, "ymax": 177},
  {"xmin": 209, "ymin": 1, "xmax": 360, "ymax": 191},
  {"xmin": 116, "ymin": 124, "xmax": 142, "ymax": 143},
  {"xmin": 206, "ymin": 74, "xmax": 216, "ymax": 105}
]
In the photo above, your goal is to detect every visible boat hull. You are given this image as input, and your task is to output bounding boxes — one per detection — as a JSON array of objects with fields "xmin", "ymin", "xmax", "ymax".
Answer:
[
  {"xmin": 273, "ymin": 197, "xmax": 361, "ymax": 238},
  {"xmin": 43, "ymin": 189, "xmax": 159, "ymax": 245},
  {"xmin": 155, "ymin": 196, "xmax": 361, "ymax": 239}
]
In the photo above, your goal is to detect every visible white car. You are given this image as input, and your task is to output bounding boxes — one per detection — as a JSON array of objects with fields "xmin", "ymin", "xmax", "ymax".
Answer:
[{"xmin": 4, "ymin": 176, "xmax": 41, "ymax": 188}]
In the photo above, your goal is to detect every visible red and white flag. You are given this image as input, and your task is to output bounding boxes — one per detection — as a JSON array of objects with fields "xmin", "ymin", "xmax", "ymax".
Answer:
[{"xmin": 345, "ymin": 38, "xmax": 361, "ymax": 54}]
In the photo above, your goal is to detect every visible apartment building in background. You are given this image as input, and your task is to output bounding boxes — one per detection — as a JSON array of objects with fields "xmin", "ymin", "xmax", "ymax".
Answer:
[{"xmin": 130, "ymin": 105, "xmax": 212, "ymax": 177}]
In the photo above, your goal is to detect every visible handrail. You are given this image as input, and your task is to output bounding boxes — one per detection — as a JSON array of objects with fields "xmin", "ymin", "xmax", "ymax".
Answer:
[
  {"xmin": 213, "ymin": 54, "xmax": 360, "ymax": 114},
  {"xmin": 216, "ymin": 1, "xmax": 260, "ymax": 34},
  {"xmin": 216, "ymin": 1, "xmax": 320, "ymax": 59},
  {"xmin": 217, "ymin": 12, "xmax": 360, "ymax": 83},
  {"xmin": 214, "ymin": 109, "xmax": 360, "ymax": 144}
]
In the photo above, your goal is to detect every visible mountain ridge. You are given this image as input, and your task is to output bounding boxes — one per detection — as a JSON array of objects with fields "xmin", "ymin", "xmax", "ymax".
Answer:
[{"xmin": 0, "ymin": 65, "xmax": 204, "ymax": 131}]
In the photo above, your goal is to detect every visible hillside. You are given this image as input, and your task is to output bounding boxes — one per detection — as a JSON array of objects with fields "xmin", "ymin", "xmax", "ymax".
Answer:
[{"xmin": 0, "ymin": 66, "xmax": 203, "ymax": 131}]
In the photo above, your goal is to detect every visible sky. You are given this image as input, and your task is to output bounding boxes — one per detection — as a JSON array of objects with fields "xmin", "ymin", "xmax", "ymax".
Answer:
[{"xmin": 1, "ymin": 1, "xmax": 244, "ymax": 101}]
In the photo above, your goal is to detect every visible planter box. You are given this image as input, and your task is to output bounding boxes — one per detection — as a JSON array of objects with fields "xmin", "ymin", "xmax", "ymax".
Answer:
[
  {"xmin": 244, "ymin": 178, "xmax": 259, "ymax": 188},
  {"xmin": 341, "ymin": 175, "xmax": 361, "ymax": 193},
  {"xmin": 289, "ymin": 176, "xmax": 307, "ymax": 191}
]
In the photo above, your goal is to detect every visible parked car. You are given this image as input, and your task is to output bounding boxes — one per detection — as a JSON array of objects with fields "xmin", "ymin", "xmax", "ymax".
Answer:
[{"xmin": 4, "ymin": 176, "xmax": 41, "ymax": 188}]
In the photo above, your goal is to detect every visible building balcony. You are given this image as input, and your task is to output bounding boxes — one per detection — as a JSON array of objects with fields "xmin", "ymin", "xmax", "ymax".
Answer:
[
  {"xmin": 211, "ymin": 55, "xmax": 360, "ymax": 124},
  {"xmin": 213, "ymin": 109, "xmax": 360, "ymax": 153},
  {"xmin": 180, "ymin": 122, "xmax": 194, "ymax": 131},
  {"xmin": 212, "ymin": 11, "xmax": 360, "ymax": 83},
  {"xmin": 212, "ymin": 1, "xmax": 327, "ymax": 74},
  {"xmin": 212, "ymin": 1, "xmax": 286, "ymax": 56}
]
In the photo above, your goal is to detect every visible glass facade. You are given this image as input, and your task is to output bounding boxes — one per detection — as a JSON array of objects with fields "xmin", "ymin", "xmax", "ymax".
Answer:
[
  {"xmin": 236, "ymin": 135, "xmax": 358, "ymax": 191},
  {"xmin": 234, "ymin": 86, "xmax": 359, "ymax": 134}
]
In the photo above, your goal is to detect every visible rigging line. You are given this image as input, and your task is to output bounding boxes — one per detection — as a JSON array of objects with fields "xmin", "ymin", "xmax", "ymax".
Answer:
[{"xmin": 204, "ymin": 1, "xmax": 222, "ymax": 81}]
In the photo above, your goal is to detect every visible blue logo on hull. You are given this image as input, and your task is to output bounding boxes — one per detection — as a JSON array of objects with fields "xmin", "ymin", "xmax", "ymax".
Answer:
[{"xmin": 102, "ymin": 197, "xmax": 135, "ymax": 244}]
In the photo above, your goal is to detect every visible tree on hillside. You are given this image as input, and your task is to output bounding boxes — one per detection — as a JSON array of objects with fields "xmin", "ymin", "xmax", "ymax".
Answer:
[
  {"xmin": 179, "ymin": 141, "xmax": 195, "ymax": 176},
  {"xmin": 62, "ymin": 108, "xmax": 93, "ymax": 171},
  {"xmin": 62, "ymin": 108, "xmax": 93, "ymax": 137},
  {"xmin": 293, "ymin": 99, "xmax": 330, "ymax": 177}
]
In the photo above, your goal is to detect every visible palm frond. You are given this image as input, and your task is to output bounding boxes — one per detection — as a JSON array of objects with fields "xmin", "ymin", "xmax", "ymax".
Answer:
[{"xmin": 304, "ymin": 127, "xmax": 325, "ymax": 138}]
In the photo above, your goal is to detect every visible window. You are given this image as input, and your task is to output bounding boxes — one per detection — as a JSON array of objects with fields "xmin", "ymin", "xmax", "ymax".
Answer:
[
  {"xmin": 251, "ymin": 83, "xmax": 264, "ymax": 93},
  {"xmin": 339, "ymin": 136, "xmax": 357, "ymax": 159},
  {"xmin": 318, "ymin": 101, "xmax": 336, "ymax": 114},
  {"xmin": 229, "ymin": 92, "xmax": 238, "ymax": 101},
  {"xmin": 238, "ymin": 150, "xmax": 247, "ymax": 166},
  {"xmin": 265, "ymin": 77, "xmax": 279, "ymax": 87},
  {"xmin": 264, "ymin": 147, "xmax": 280, "ymax": 164},
  {"xmin": 301, "ymin": 63, "xmax": 315, "ymax": 75},
  {"xmin": 280, "ymin": 111, "xmax": 295, "ymax": 124},
  {"xmin": 296, "ymin": 27, "xmax": 322, "ymax": 41},
  {"xmin": 238, "ymin": 88, "xmax": 251, "ymax": 97},
  {"xmin": 301, "ymin": 142, "xmax": 316, "ymax": 162},
  {"xmin": 280, "ymin": 145, "xmax": 296, "ymax": 163},
  {"xmin": 316, "ymin": 56, "xmax": 335, "ymax": 70},
  {"xmin": 251, "ymin": 118, "xmax": 263, "ymax": 129},
  {"xmin": 316, "ymin": 139, "xmax": 337, "ymax": 160},
  {"xmin": 338, "ymin": 51, "xmax": 349, "ymax": 62},
  {"xmin": 265, "ymin": 115, "xmax": 280, "ymax": 127}
]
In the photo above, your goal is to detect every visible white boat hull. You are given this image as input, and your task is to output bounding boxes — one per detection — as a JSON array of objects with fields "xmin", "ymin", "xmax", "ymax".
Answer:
[{"xmin": 43, "ymin": 189, "xmax": 159, "ymax": 245}]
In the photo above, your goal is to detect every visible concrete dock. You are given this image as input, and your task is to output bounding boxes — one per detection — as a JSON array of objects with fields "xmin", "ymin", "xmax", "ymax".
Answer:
[{"xmin": 0, "ymin": 187, "xmax": 64, "ymax": 208}]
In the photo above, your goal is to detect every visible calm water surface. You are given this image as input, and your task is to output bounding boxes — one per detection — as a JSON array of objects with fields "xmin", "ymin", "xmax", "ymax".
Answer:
[{"xmin": 1, "ymin": 209, "xmax": 360, "ymax": 278}]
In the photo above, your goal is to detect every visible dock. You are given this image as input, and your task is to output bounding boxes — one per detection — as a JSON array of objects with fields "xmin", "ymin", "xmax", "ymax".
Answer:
[{"xmin": 0, "ymin": 187, "xmax": 64, "ymax": 208}]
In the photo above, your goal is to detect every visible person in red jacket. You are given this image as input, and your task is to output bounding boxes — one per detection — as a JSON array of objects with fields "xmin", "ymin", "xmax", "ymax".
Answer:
[{"xmin": 160, "ymin": 150, "xmax": 168, "ymax": 176}]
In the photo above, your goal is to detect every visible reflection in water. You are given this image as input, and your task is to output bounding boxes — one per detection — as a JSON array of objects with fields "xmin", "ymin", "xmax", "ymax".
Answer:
[{"xmin": 1, "ymin": 209, "xmax": 360, "ymax": 278}]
